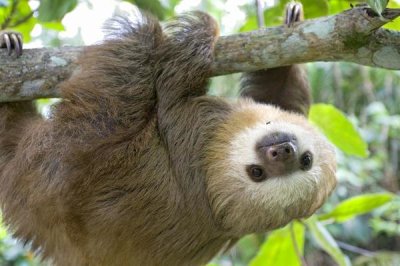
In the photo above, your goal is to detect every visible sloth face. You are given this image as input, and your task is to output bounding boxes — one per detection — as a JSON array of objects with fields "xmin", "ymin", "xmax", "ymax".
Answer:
[
  {"xmin": 205, "ymin": 102, "xmax": 336, "ymax": 235},
  {"xmin": 246, "ymin": 131, "xmax": 314, "ymax": 183}
]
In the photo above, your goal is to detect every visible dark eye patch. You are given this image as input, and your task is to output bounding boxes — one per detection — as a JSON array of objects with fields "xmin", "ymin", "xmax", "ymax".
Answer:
[
  {"xmin": 300, "ymin": 151, "xmax": 313, "ymax": 171},
  {"xmin": 246, "ymin": 165, "xmax": 267, "ymax": 182}
]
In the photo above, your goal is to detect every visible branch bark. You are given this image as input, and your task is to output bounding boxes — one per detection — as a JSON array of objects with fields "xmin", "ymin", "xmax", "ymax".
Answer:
[{"xmin": 1, "ymin": 7, "xmax": 400, "ymax": 102}]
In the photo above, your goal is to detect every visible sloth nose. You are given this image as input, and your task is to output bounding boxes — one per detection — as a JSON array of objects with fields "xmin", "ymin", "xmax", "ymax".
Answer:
[
  {"xmin": 257, "ymin": 132, "xmax": 299, "ymax": 176},
  {"xmin": 266, "ymin": 141, "xmax": 297, "ymax": 162}
]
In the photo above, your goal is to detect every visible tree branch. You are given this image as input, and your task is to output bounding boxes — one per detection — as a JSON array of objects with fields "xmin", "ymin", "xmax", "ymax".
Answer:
[
  {"xmin": 1, "ymin": 7, "xmax": 400, "ymax": 102},
  {"xmin": 212, "ymin": 7, "xmax": 400, "ymax": 75}
]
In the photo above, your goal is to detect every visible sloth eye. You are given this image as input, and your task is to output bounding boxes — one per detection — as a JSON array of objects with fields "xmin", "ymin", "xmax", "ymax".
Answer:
[
  {"xmin": 246, "ymin": 165, "xmax": 267, "ymax": 182},
  {"xmin": 300, "ymin": 151, "xmax": 313, "ymax": 171}
]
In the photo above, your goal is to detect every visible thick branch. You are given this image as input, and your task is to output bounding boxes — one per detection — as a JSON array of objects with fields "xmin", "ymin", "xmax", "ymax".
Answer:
[
  {"xmin": 212, "ymin": 7, "xmax": 400, "ymax": 74},
  {"xmin": 0, "ymin": 47, "xmax": 81, "ymax": 101},
  {"xmin": 1, "ymin": 7, "xmax": 400, "ymax": 102}
]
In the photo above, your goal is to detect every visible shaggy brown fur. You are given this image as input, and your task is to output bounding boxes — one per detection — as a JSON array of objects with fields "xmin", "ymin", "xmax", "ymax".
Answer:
[
  {"xmin": 241, "ymin": 65, "xmax": 311, "ymax": 115},
  {"xmin": 0, "ymin": 10, "xmax": 336, "ymax": 266}
]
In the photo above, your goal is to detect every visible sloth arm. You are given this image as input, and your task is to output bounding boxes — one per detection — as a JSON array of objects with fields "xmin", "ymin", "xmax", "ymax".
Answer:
[
  {"xmin": 51, "ymin": 16, "xmax": 165, "ymax": 141},
  {"xmin": 240, "ymin": 65, "xmax": 311, "ymax": 115},
  {"xmin": 240, "ymin": 3, "xmax": 311, "ymax": 116},
  {"xmin": 54, "ymin": 13, "xmax": 227, "ymax": 146},
  {"xmin": 155, "ymin": 13, "xmax": 230, "ymax": 138}
]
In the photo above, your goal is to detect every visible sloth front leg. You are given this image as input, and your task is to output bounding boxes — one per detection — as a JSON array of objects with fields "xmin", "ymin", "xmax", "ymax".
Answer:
[
  {"xmin": 240, "ymin": 2, "xmax": 311, "ymax": 116},
  {"xmin": 155, "ymin": 12, "xmax": 219, "ymax": 112},
  {"xmin": 0, "ymin": 30, "xmax": 23, "ymax": 57}
]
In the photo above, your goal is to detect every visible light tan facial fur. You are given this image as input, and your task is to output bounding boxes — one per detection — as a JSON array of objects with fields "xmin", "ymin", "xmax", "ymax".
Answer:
[{"xmin": 206, "ymin": 100, "xmax": 336, "ymax": 235}]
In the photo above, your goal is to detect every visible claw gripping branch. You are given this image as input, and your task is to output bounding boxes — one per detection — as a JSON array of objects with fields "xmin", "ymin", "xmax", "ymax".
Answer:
[{"xmin": 0, "ymin": 31, "xmax": 23, "ymax": 57}]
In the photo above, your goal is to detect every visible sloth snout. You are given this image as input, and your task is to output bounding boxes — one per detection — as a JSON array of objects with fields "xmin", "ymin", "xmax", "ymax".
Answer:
[
  {"xmin": 257, "ymin": 132, "xmax": 300, "ymax": 176},
  {"xmin": 265, "ymin": 141, "xmax": 297, "ymax": 162}
]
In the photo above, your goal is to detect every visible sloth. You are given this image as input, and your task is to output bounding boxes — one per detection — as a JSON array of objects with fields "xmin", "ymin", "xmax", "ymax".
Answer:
[{"xmin": 0, "ymin": 4, "xmax": 336, "ymax": 266}]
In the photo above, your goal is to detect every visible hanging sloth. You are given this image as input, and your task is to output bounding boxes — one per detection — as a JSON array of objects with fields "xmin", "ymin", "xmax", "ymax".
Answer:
[{"xmin": 0, "ymin": 3, "xmax": 336, "ymax": 266}]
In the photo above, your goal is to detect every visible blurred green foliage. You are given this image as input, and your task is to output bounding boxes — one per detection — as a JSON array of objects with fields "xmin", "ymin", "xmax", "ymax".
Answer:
[
  {"xmin": 1, "ymin": 0, "xmax": 400, "ymax": 265},
  {"xmin": 320, "ymin": 193, "xmax": 394, "ymax": 222},
  {"xmin": 250, "ymin": 222, "xmax": 305, "ymax": 266},
  {"xmin": 0, "ymin": 216, "xmax": 41, "ymax": 266},
  {"xmin": 309, "ymin": 104, "xmax": 368, "ymax": 158},
  {"xmin": 306, "ymin": 216, "xmax": 351, "ymax": 266},
  {"xmin": 37, "ymin": 0, "xmax": 77, "ymax": 22}
]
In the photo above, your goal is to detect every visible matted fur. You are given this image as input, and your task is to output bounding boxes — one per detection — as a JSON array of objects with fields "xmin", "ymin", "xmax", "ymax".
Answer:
[{"xmin": 0, "ymin": 11, "xmax": 336, "ymax": 266}]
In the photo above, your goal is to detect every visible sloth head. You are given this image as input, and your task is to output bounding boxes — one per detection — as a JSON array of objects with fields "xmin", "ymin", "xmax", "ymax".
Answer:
[{"xmin": 205, "ymin": 100, "xmax": 336, "ymax": 236}]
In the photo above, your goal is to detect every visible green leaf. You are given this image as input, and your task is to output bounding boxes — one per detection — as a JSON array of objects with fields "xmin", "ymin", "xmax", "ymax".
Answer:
[
  {"xmin": 38, "ymin": 0, "xmax": 78, "ymax": 22},
  {"xmin": 367, "ymin": 0, "xmax": 389, "ymax": 16},
  {"xmin": 250, "ymin": 221, "xmax": 304, "ymax": 266},
  {"xmin": 263, "ymin": 3, "xmax": 285, "ymax": 26},
  {"xmin": 239, "ymin": 16, "xmax": 258, "ymax": 32},
  {"xmin": 10, "ymin": 18, "xmax": 36, "ymax": 43},
  {"xmin": 328, "ymin": 1, "xmax": 350, "ymax": 15},
  {"xmin": 383, "ymin": 1, "xmax": 400, "ymax": 30},
  {"xmin": 309, "ymin": 103, "xmax": 368, "ymax": 157},
  {"xmin": 301, "ymin": 0, "xmax": 329, "ymax": 18},
  {"xmin": 319, "ymin": 193, "xmax": 394, "ymax": 222},
  {"xmin": 8, "ymin": 0, "xmax": 36, "ymax": 43},
  {"xmin": 306, "ymin": 216, "xmax": 351, "ymax": 266}
]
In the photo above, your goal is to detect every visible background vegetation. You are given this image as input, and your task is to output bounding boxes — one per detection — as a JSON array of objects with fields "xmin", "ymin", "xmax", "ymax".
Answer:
[{"xmin": 0, "ymin": 0, "xmax": 399, "ymax": 265}]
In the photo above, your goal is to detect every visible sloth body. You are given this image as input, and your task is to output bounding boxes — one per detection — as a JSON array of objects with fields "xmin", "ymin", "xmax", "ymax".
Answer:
[{"xmin": 0, "ymin": 11, "xmax": 336, "ymax": 266}]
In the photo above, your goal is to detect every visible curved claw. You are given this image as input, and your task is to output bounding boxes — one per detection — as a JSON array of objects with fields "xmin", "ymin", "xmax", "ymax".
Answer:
[
  {"xmin": 285, "ymin": 2, "xmax": 303, "ymax": 27},
  {"xmin": 17, "ymin": 34, "xmax": 23, "ymax": 56},
  {"xmin": 3, "ymin": 33, "xmax": 12, "ymax": 55},
  {"xmin": 11, "ymin": 33, "xmax": 21, "ymax": 57},
  {"xmin": 0, "ymin": 31, "xmax": 23, "ymax": 57}
]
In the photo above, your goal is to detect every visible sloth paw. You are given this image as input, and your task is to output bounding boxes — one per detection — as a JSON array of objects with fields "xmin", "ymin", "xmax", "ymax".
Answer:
[
  {"xmin": 0, "ymin": 31, "xmax": 23, "ymax": 57},
  {"xmin": 285, "ymin": 2, "xmax": 303, "ymax": 27}
]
